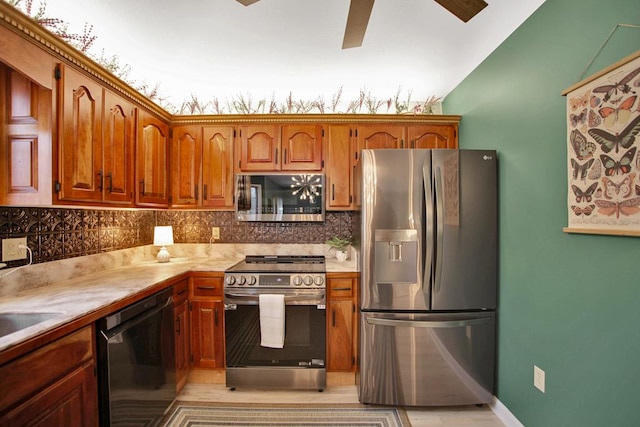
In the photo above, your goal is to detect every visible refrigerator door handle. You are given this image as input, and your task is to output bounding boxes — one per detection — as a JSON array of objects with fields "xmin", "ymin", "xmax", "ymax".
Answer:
[
  {"xmin": 423, "ymin": 162, "xmax": 433, "ymax": 296},
  {"xmin": 433, "ymin": 166, "xmax": 445, "ymax": 293},
  {"xmin": 366, "ymin": 316, "xmax": 492, "ymax": 328}
]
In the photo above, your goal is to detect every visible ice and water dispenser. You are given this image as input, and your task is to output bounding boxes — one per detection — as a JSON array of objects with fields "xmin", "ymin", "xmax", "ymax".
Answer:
[{"xmin": 374, "ymin": 229, "xmax": 418, "ymax": 284}]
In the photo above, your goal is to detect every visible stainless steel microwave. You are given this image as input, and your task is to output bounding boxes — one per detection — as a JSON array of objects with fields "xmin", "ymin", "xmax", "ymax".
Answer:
[{"xmin": 235, "ymin": 174, "xmax": 325, "ymax": 222}]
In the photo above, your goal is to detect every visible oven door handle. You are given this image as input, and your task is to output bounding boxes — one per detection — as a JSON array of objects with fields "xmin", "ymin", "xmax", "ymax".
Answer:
[{"xmin": 224, "ymin": 291, "xmax": 325, "ymax": 304}]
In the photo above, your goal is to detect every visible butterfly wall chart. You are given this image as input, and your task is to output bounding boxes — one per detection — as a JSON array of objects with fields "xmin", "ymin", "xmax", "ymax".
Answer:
[{"xmin": 565, "ymin": 51, "xmax": 640, "ymax": 233}]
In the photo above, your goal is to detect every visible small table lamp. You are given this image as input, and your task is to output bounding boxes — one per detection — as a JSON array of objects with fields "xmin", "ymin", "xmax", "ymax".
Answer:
[{"xmin": 154, "ymin": 225, "xmax": 174, "ymax": 263}]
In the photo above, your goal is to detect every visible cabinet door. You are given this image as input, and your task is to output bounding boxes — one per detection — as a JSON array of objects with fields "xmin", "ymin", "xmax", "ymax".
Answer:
[
  {"xmin": 327, "ymin": 300, "xmax": 355, "ymax": 372},
  {"xmin": 57, "ymin": 64, "xmax": 103, "ymax": 202},
  {"xmin": 1, "ymin": 362, "xmax": 97, "ymax": 427},
  {"xmin": 281, "ymin": 125, "xmax": 323, "ymax": 171},
  {"xmin": 174, "ymin": 298, "xmax": 190, "ymax": 391},
  {"xmin": 325, "ymin": 125, "xmax": 354, "ymax": 210},
  {"xmin": 171, "ymin": 125, "xmax": 201, "ymax": 207},
  {"xmin": 202, "ymin": 125, "xmax": 234, "ymax": 208},
  {"xmin": 357, "ymin": 125, "xmax": 405, "ymax": 150},
  {"xmin": 237, "ymin": 125, "xmax": 280, "ymax": 171},
  {"xmin": 407, "ymin": 125, "xmax": 457, "ymax": 149},
  {"xmin": 0, "ymin": 63, "xmax": 52, "ymax": 205},
  {"xmin": 103, "ymin": 91, "xmax": 134, "ymax": 204},
  {"xmin": 136, "ymin": 110, "xmax": 169, "ymax": 207},
  {"xmin": 190, "ymin": 299, "xmax": 224, "ymax": 369}
]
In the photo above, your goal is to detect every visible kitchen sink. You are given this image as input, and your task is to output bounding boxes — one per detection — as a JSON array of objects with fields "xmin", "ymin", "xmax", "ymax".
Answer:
[{"xmin": 0, "ymin": 312, "xmax": 62, "ymax": 339}]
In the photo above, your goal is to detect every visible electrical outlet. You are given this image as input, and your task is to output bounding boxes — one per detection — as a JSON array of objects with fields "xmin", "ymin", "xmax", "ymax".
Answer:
[
  {"xmin": 2, "ymin": 237, "xmax": 27, "ymax": 262},
  {"xmin": 211, "ymin": 227, "xmax": 220, "ymax": 240},
  {"xmin": 534, "ymin": 365, "xmax": 545, "ymax": 393}
]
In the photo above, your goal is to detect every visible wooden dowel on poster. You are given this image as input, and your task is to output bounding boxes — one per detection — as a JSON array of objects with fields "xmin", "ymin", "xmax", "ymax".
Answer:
[{"xmin": 563, "ymin": 227, "xmax": 640, "ymax": 237}]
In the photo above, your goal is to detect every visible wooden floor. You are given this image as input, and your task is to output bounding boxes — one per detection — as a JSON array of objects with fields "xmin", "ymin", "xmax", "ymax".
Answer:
[{"xmin": 177, "ymin": 383, "xmax": 505, "ymax": 426}]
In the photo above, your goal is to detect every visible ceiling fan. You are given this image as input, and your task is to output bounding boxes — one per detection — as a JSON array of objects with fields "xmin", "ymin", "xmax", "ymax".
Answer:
[{"xmin": 236, "ymin": 0, "xmax": 488, "ymax": 49}]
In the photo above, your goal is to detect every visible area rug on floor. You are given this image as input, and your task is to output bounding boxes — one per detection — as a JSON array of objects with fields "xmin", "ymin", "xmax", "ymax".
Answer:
[{"xmin": 160, "ymin": 402, "xmax": 412, "ymax": 427}]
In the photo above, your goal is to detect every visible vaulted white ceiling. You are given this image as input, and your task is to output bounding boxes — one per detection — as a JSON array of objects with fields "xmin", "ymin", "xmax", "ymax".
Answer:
[{"xmin": 42, "ymin": 0, "xmax": 546, "ymax": 112}]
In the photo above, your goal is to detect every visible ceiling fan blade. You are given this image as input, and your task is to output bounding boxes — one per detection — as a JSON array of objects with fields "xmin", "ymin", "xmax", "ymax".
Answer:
[
  {"xmin": 433, "ymin": 0, "xmax": 488, "ymax": 22},
  {"xmin": 342, "ymin": 0, "xmax": 375, "ymax": 49},
  {"xmin": 236, "ymin": 0, "xmax": 260, "ymax": 6}
]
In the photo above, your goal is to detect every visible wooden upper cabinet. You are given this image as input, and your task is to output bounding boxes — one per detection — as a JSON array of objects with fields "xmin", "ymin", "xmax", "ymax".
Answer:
[
  {"xmin": 357, "ymin": 124, "xmax": 405, "ymax": 150},
  {"xmin": 0, "ymin": 62, "xmax": 52, "ymax": 205},
  {"xmin": 103, "ymin": 90, "xmax": 134, "ymax": 204},
  {"xmin": 202, "ymin": 125, "xmax": 234, "ymax": 208},
  {"xmin": 407, "ymin": 125, "xmax": 458, "ymax": 149},
  {"xmin": 56, "ymin": 64, "xmax": 135, "ymax": 205},
  {"xmin": 170, "ymin": 125, "xmax": 234, "ymax": 208},
  {"xmin": 237, "ymin": 125, "xmax": 280, "ymax": 171},
  {"xmin": 56, "ymin": 64, "xmax": 103, "ymax": 203},
  {"xmin": 136, "ymin": 110, "xmax": 169, "ymax": 207},
  {"xmin": 171, "ymin": 125, "xmax": 201, "ymax": 207},
  {"xmin": 326, "ymin": 125, "xmax": 355, "ymax": 210},
  {"xmin": 237, "ymin": 124, "xmax": 323, "ymax": 172},
  {"xmin": 281, "ymin": 124, "xmax": 323, "ymax": 171}
]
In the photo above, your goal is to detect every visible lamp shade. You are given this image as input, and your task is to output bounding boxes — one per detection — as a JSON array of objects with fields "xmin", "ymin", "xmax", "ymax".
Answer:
[{"xmin": 154, "ymin": 226, "xmax": 174, "ymax": 246}]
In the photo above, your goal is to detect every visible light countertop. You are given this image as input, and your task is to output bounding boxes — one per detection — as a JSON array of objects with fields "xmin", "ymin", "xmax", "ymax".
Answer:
[{"xmin": 0, "ymin": 243, "xmax": 358, "ymax": 358}]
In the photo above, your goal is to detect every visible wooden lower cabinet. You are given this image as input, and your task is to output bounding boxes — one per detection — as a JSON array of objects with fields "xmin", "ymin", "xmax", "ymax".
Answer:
[
  {"xmin": 326, "ymin": 273, "xmax": 359, "ymax": 373},
  {"xmin": 173, "ymin": 278, "xmax": 190, "ymax": 392},
  {"xmin": 0, "ymin": 326, "xmax": 97, "ymax": 426},
  {"xmin": 189, "ymin": 273, "xmax": 225, "ymax": 369},
  {"xmin": 2, "ymin": 362, "xmax": 96, "ymax": 427}
]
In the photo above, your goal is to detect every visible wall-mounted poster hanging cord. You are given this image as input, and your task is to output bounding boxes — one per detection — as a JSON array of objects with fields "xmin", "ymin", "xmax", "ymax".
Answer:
[{"xmin": 577, "ymin": 23, "xmax": 640, "ymax": 82}]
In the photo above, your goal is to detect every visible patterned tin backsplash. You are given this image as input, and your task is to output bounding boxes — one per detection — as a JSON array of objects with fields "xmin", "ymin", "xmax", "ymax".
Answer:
[{"xmin": 0, "ymin": 207, "xmax": 353, "ymax": 267}]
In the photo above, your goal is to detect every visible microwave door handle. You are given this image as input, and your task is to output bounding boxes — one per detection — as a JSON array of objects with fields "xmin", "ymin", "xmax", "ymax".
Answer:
[
  {"xmin": 366, "ymin": 316, "xmax": 491, "ymax": 328},
  {"xmin": 434, "ymin": 165, "xmax": 444, "ymax": 294},
  {"xmin": 423, "ymin": 162, "xmax": 433, "ymax": 298}
]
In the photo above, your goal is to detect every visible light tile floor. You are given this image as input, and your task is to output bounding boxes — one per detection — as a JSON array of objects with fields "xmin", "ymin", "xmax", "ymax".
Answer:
[{"xmin": 177, "ymin": 384, "xmax": 505, "ymax": 426}]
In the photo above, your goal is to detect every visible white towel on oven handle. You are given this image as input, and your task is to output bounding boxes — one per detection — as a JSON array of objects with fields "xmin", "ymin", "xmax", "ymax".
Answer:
[{"xmin": 259, "ymin": 294, "xmax": 285, "ymax": 348}]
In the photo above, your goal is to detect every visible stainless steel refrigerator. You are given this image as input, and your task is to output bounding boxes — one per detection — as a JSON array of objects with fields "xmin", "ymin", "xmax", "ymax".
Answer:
[{"xmin": 357, "ymin": 148, "xmax": 497, "ymax": 406}]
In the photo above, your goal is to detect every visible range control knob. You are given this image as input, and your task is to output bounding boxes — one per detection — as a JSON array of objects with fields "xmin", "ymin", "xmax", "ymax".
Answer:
[
  {"xmin": 238, "ymin": 275, "xmax": 247, "ymax": 285},
  {"xmin": 247, "ymin": 275, "xmax": 257, "ymax": 286},
  {"xmin": 314, "ymin": 276, "xmax": 324, "ymax": 286},
  {"xmin": 225, "ymin": 275, "xmax": 236, "ymax": 286},
  {"xmin": 304, "ymin": 276, "xmax": 314, "ymax": 286},
  {"xmin": 292, "ymin": 276, "xmax": 303, "ymax": 286}
]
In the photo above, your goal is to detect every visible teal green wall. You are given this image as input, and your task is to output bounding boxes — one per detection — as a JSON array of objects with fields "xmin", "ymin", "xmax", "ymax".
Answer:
[{"xmin": 444, "ymin": 0, "xmax": 640, "ymax": 426}]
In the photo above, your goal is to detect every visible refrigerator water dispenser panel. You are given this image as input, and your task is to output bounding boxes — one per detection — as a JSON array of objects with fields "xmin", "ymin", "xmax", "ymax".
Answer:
[{"xmin": 374, "ymin": 229, "xmax": 418, "ymax": 284}]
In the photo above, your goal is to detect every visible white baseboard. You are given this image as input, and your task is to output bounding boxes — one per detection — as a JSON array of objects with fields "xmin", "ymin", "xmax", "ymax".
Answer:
[{"xmin": 490, "ymin": 396, "xmax": 524, "ymax": 427}]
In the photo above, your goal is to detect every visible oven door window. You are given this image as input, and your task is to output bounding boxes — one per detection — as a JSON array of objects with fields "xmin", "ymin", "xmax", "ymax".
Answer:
[{"xmin": 225, "ymin": 304, "xmax": 325, "ymax": 367}]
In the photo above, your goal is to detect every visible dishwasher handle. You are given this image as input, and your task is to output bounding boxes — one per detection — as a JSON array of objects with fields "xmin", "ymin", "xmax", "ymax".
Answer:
[{"xmin": 99, "ymin": 296, "xmax": 173, "ymax": 342}]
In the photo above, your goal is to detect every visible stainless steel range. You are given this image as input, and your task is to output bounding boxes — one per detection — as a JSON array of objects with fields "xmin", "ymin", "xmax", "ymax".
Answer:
[{"xmin": 224, "ymin": 255, "xmax": 326, "ymax": 391}]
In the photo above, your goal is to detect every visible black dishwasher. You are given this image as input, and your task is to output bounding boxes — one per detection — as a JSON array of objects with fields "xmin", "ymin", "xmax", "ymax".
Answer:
[{"xmin": 96, "ymin": 287, "xmax": 175, "ymax": 426}]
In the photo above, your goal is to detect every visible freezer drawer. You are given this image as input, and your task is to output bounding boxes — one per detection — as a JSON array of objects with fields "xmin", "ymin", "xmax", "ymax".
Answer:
[{"xmin": 358, "ymin": 311, "xmax": 495, "ymax": 406}]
